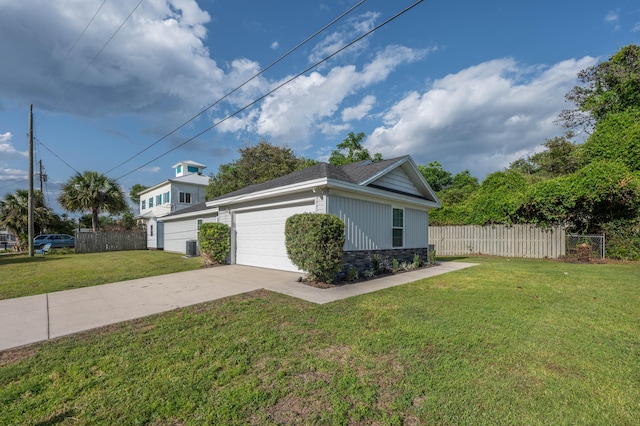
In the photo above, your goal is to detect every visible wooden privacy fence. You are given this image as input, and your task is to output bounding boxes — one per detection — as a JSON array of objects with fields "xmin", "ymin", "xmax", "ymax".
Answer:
[
  {"xmin": 75, "ymin": 231, "xmax": 147, "ymax": 254},
  {"xmin": 429, "ymin": 225, "xmax": 566, "ymax": 259}
]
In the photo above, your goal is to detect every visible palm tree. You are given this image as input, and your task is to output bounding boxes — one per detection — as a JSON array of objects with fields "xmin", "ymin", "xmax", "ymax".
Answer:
[
  {"xmin": 58, "ymin": 171, "xmax": 128, "ymax": 232},
  {"xmin": 0, "ymin": 189, "xmax": 53, "ymax": 249}
]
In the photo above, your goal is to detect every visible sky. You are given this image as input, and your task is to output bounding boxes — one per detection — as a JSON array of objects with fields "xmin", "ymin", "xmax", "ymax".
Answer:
[{"xmin": 1, "ymin": 0, "xmax": 639, "ymax": 214}]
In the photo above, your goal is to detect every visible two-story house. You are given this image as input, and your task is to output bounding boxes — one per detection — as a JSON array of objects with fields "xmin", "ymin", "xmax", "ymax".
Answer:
[{"xmin": 137, "ymin": 160, "xmax": 209, "ymax": 249}]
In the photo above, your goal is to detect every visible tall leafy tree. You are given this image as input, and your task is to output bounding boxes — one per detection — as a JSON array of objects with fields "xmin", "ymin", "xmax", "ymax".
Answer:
[
  {"xmin": 418, "ymin": 161, "xmax": 453, "ymax": 192},
  {"xmin": 207, "ymin": 141, "xmax": 316, "ymax": 199},
  {"xmin": 129, "ymin": 183, "xmax": 148, "ymax": 205},
  {"xmin": 328, "ymin": 132, "xmax": 382, "ymax": 166},
  {"xmin": 0, "ymin": 189, "xmax": 53, "ymax": 248},
  {"xmin": 509, "ymin": 133, "xmax": 581, "ymax": 178},
  {"xmin": 559, "ymin": 43, "xmax": 640, "ymax": 131},
  {"xmin": 438, "ymin": 170, "xmax": 480, "ymax": 205},
  {"xmin": 58, "ymin": 171, "xmax": 128, "ymax": 232}
]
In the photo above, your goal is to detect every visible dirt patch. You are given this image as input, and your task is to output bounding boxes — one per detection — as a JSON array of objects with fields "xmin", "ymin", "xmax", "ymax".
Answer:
[
  {"xmin": 257, "ymin": 392, "xmax": 331, "ymax": 425},
  {"xmin": 0, "ymin": 345, "xmax": 39, "ymax": 366}
]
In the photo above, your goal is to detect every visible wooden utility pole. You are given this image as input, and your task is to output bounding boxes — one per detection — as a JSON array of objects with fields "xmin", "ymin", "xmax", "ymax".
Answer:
[{"xmin": 28, "ymin": 105, "xmax": 34, "ymax": 257}]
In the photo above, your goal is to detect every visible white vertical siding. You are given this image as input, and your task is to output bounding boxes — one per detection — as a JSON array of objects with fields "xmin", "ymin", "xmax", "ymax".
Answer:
[
  {"xmin": 315, "ymin": 192, "xmax": 327, "ymax": 213},
  {"xmin": 328, "ymin": 195, "xmax": 389, "ymax": 251},
  {"xmin": 163, "ymin": 215, "xmax": 217, "ymax": 254},
  {"xmin": 371, "ymin": 167, "xmax": 421, "ymax": 196},
  {"xmin": 404, "ymin": 208, "xmax": 428, "ymax": 249}
]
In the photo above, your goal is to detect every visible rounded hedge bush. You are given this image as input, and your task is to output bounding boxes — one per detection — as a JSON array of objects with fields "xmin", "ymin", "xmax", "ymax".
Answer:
[
  {"xmin": 198, "ymin": 222, "xmax": 230, "ymax": 266},
  {"xmin": 285, "ymin": 213, "xmax": 345, "ymax": 283}
]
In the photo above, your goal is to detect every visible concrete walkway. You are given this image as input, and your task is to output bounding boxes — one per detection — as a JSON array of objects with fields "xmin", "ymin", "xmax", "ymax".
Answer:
[{"xmin": 0, "ymin": 262, "xmax": 476, "ymax": 352}]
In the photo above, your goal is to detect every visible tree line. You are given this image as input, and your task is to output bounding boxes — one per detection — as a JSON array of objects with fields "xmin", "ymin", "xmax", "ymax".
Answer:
[{"xmin": 425, "ymin": 44, "xmax": 640, "ymax": 259}]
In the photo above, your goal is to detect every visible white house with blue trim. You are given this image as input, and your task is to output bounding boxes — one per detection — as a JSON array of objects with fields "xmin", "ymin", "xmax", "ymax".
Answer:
[{"xmin": 136, "ymin": 160, "xmax": 209, "ymax": 249}]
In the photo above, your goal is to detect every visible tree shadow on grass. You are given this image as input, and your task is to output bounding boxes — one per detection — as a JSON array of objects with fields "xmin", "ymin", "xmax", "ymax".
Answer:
[{"xmin": 0, "ymin": 254, "xmax": 67, "ymax": 266}]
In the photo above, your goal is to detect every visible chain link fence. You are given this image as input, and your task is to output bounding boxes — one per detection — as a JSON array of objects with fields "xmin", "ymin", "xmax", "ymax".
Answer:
[{"xmin": 566, "ymin": 234, "xmax": 605, "ymax": 259}]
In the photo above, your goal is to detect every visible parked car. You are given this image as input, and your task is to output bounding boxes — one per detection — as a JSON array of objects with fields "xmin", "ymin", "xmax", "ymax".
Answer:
[{"xmin": 33, "ymin": 234, "xmax": 75, "ymax": 249}]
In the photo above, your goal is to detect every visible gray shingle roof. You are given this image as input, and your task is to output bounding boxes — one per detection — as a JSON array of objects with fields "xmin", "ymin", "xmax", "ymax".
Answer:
[{"xmin": 207, "ymin": 156, "xmax": 409, "ymax": 202}]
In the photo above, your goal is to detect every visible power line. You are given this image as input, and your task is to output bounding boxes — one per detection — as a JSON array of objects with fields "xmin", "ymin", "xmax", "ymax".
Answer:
[
  {"xmin": 105, "ymin": 0, "xmax": 369, "ymax": 175},
  {"xmin": 40, "ymin": 0, "xmax": 145, "ymax": 124},
  {"xmin": 37, "ymin": 139, "xmax": 81, "ymax": 175},
  {"xmin": 33, "ymin": 0, "xmax": 142, "ymax": 176},
  {"xmin": 0, "ymin": 177, "xmax": 28, "ymax": 190},
  {"xmin": 42, "ymin": 0, "xmax": 108, "ymax": 91},
  {"xmin": 115, "ymin": 0, "xmax": 426, "ymax": 180}
]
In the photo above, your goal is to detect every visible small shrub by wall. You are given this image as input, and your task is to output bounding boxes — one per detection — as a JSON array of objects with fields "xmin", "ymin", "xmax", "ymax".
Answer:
[
  {"xmin": 285, "ymin": 213, "xmax": 345, "ymax": 283},
  {"xmin": 340, "ymin": 247, "xmax": 433, "ymax": 280},
  {"xmin": 198, "ymin": 222, "xmax": 230, "ymax": 266}
]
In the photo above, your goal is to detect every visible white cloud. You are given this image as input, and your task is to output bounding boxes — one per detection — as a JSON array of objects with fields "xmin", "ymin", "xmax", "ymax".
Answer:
[
  {"xmin": 307, "ymin": 12, "xmax": 380, "ymax": 64},
  {"xmin": 605, "ymin": 10, "xmax": 621, "ymax": 30},
  {"xmin": 217, "ymin": 45, "xmax": 427, "ymax": 146},
  {"xmin": 342, "ymin": 95, "xmax": 376, "ymax": 121},
  {"xmin": 0, "ymin": 133, "xmax": 27, "ymax": 158},
  {"xmin": 634, "ymin": 22, "xmax": 640, "ymax": 32},
  {"xmin": 270, "ymin": 41, "xmax": 279, "ymax": 50},
  {"xmin": 141, "ymin": 166, "xmax": 162, "ymax": 173},
  {"xmin": 0, "ymin": 132, "xmax": 14, "ymax": 143},
  {"xmin": 365, "ymin": 56, "xmax": 597, "ymax": 178},
  {"xmin": 0, "ymin": 132, "xmax": 29, "ymax": 188},
  {"xmin": 0, "ymin": 0, "xmax": 228, "ymax": 118},
  {"xmin": 605, "ymin": 10, "xmax": 620, "ymax": 23}
]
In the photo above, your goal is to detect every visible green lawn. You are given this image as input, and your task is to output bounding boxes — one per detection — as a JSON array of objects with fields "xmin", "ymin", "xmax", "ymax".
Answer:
[
  {"xmin": 0, "ymin": 250, "xmax": 202, "ymax": 300},
  {"xmin": 1, "ymin": 256, "xmax": 639, "ymax": 425}
]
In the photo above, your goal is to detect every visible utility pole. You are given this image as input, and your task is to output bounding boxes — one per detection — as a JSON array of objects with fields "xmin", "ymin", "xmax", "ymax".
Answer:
[{"xmin": 28, "ymin": 105, "xmax": 34, "ymax": 257}]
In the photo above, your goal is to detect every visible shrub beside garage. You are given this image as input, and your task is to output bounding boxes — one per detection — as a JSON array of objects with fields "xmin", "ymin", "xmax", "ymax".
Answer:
[{"xmin": 285, "ymin": 213, "xmax": 345, "ymax": 283}]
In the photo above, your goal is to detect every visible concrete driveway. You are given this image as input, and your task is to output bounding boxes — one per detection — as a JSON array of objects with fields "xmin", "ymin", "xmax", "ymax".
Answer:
[{"xmin": 0, "ymin": 262, "xmax": 476, "ymax": 352}]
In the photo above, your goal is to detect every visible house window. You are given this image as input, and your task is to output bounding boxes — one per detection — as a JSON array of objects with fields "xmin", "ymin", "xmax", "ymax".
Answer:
[
  {"xmin": 392, "ymin": 208, "xmax": 404, "ymax": 248},
  {"xmin": 148, "ymin": 197, "xmax": 154, "ymax": 208},
  {"xmin": 150, "ymin": 225, "xmax": 154, "ymax": 237},
  {"xmin": 176, "ymin": 165, "xmax": 182, "ymax": 174},
  {"xmin": 165, "ymin": 191, "xmax": 171, "ymax": 203},
  {"xmin": 197, "ymin": 219, "xmax": 203, "ymax": 230},
  {"xmin": 179, "ymin": 192, "xmax": 192, "ymax": 203},
  {"xmin": 187, "ymin": 165, "xmax": 199, "ymax": 173},
  {"xmin": 156, "ymin": 194, "xmax": 162, "ymax": 205},
  {"xmin": 141, "ymin": 200, "xmax": 146, "ymax": 210}
]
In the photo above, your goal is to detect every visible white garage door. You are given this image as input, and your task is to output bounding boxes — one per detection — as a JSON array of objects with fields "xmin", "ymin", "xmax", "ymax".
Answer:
[{"xmin": 235, "ymin": 203, "xmax": 315, "ymax": 272}]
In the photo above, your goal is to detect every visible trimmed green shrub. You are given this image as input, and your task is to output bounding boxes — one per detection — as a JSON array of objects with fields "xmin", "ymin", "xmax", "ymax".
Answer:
[
  {"xmin": 198, "ymin": 222, "xmax": 230, "ymax": 266},
  {"xmin": 285, "ymin": 213, "xmax": 345, "ymax": 283}
]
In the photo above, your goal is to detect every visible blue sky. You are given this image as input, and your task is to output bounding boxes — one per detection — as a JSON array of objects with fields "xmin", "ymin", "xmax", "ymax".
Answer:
[{"xmin": 1, "ymin": 0, "xmax": 639, "ymax": 214}]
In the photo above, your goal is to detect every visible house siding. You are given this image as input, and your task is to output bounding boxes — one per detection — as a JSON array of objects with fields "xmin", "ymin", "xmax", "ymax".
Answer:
[
  {"xmin": 163, "ymin": 215, "xmax": 218, "ymax": 254},
  {"xmin": 139, "ymin": 181, "xmax": 208, "ymax": 219},
  {"xmin": 404, "ymin": 208, "xmax": 429, "ymax": 248},
  {"xmin": 370, "ymin": 167, "xmax": 421, "ymax": 196},
  {"xmin": 327, "ymin": 195, "xmax": 389, "ymax": 251}
]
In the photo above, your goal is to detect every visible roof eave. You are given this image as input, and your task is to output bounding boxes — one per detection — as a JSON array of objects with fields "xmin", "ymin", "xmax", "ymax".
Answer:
[
  {"xmin": 161, "ymin": 206, "xmax": 219, "ymax": 221},
  {"xmin": 206, "ymin": 178, "xmax": 329, "ymax": 207}
]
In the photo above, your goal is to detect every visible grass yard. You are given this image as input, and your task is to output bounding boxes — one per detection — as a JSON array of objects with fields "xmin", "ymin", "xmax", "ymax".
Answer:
[
  {"xmin": 1, "ymin": 256, "xmax": 639, "ymax": 425},
  {"xmin": 0, "ymin": 250, "xmax": 202, "ymax": 300}
]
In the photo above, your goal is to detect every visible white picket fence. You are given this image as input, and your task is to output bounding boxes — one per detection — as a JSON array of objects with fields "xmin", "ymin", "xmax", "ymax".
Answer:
[{"xmin": 428, "ymin": 225, "xmax": 566, "ymax": 259}]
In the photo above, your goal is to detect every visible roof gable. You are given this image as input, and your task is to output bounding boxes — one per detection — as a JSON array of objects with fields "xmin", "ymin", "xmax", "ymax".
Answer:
[{"xmin": 207, "ymin": 155, "xmax": 441, "ymax": 207}]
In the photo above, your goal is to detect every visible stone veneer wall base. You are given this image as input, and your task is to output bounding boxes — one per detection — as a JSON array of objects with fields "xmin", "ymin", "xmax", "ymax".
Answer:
[{"xmin": 339, "ymin": 246, "xmax": 435, "ymax": 280}]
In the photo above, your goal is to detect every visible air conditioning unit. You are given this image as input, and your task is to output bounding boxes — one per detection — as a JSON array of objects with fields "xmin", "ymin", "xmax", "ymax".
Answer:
[{"xmin": 185, "ymin": 240, "xmax": 198, "ymax": 257}]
